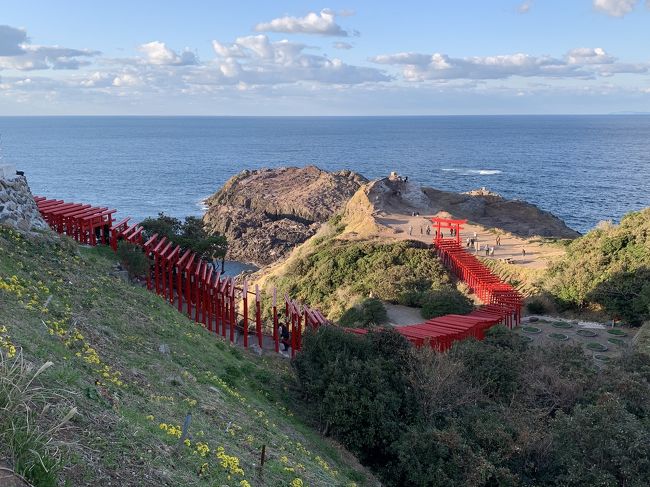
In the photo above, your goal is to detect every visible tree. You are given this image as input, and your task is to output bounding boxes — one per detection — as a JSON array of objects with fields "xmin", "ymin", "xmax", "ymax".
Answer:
[
  {"xmin": 140, "ymin": 213, "xmax": 227, "ymax": 261},
  {"xmin": 117, "ymin": 241, "xmax": 150, "ymax": 278}
]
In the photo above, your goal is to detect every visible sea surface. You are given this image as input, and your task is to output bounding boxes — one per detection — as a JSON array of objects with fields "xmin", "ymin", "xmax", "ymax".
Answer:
[{"xmin": 1, "ymin": 115, "xmax": 649, "ymax": 234}]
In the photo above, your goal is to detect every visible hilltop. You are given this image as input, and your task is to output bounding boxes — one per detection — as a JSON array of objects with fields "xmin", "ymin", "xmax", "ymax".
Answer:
[
  {"xmin": 203, "ymin": 166, "xmax": 367, "ymax": 267},
  {"xmin": 0, "ymin": 226, "xmax": 375, "ymax": 487}
]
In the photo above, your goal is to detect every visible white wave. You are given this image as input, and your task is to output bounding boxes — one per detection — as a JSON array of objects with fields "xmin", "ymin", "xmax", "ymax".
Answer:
[
  {"xmin": 441, "ymin": 168, "xmax": 502, "ymax": 175},
  {"xmin": 466, "ymin": 169, "xmax": 502, "ymax": 175},
  {"xmin": 196, "ymin": 196, "xmax": 210, "ymax": 212}
]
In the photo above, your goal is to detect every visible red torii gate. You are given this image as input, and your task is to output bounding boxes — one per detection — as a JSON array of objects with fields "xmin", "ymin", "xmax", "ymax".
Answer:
[{"xmin": 430, "ymin": 216, "xmax": 467, "ymax": 244}]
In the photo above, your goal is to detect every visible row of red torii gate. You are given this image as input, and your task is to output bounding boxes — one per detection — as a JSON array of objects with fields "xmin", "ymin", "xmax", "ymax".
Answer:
[{"xmin": 33, "ymin": 197, "xmax": 522, "ymax": 354}]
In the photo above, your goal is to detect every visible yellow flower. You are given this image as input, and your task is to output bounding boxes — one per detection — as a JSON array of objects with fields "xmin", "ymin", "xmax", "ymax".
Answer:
[
  {"xmin": 146, "ymin": 415, "xmax": 154, "ymax": 421},
  {"xmin": 290, "ymin": 479, "xmax": 304, "ymax": 487}
]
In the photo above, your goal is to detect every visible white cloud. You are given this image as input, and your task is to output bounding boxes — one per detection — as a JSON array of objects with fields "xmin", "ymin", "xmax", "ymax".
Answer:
[
  {"xmin": 254, "ymin": 9, "xmax": 351, "ymax": 36},
  {"xmin": 565, "ymin": 47, "xmax": 615, "ymax": 64},
  {"xmin": 210, "ymin": 34, "xmax": 388, "ymax": 85},
  {"xmin": 0, "ymin": 25, "xmax": 99, "ymax": 71},
  {"xmin": 518, "ymin": 1, "xmax": 533, "ymax": 14},
  {"xmin": 137, "ymin": 41, "xmax": 197, "ymax": 66},
  {"xmin": 333, "ymin": 42, "xmax": 353, "ymax": 50},
  {"xmin": 593, "ymin": 0, "xmax": 638, "ymax": 17},
  {"xmin": 371, "ymin": 48, "xmax": 647, "ymax": 81}
]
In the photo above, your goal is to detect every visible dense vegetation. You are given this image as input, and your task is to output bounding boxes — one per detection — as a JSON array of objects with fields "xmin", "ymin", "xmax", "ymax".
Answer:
[
  {"xmin": 270, "ymin": 238, "xmax": 469, "ymax": 320},
  {"xmin": 546, "ymin": 208, "xmax": 650, "ymax": 324},
  {"xmin": 295, "ymin": 326, "xmax": 650, "ymax": 486},
  {"xmin": 140, "ymin": 213, "xmax": 227, "ymax": 262},
  {"xmin": 0, "ymin": 226, "xmax": 371, "ymax": 486}
]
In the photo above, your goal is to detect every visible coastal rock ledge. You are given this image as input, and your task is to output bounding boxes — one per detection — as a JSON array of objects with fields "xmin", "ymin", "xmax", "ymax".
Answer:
[
  {"xmin": 203, "ymin": 166, "xmax": 367, "ymax": 266},
  {"xmin": 0, "ymin": 166, "xmax": 48, "ymax": 232}
]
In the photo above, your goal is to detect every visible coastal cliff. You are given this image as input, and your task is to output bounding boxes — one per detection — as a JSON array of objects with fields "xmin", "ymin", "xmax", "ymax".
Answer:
[{"xmin": 203, "ymin": 166, "xmax": 367, "ymax": 266}]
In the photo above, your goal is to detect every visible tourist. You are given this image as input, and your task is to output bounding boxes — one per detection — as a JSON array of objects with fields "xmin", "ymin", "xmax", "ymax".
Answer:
[
  {"xmin": 485, "ymin": 246, "xmax": 489, "ymax": 256},
  {"xmin": 278, "ymin": 323, "xmax": 290, "ymax": 351},
  {"xmin": 427, "ymin": 226, "xmax": 431, "ymax": 235},
  {"xmin": 466, "ymin": 237, "xmax": 471, "ymax": 247},
  {"xmin": 489, "ymin": 246, "xmax": 495, "ymax": 256},
  {"xmin": 496, "ymin": 235, "xmax": 501, "ymax": 246},
  {"xmin": 420, "ymin": 226, "xmax": 423, "ymax": 235},
  {"xmin": 522, "ymin": 248, "xmax": 526, "ymax": 257},
  {"xmin": 473, "ymin": 231, "xmax": 477, "ymax": 238}
]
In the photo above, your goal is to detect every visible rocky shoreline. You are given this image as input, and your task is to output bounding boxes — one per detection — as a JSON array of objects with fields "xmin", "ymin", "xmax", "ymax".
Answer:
[
  {"xmin": 202, "ymin": 166, "xmax": 366, "ymax": 266},
  {"xmin": 203, "ymin": 166, "xmax": 580, "ymax": 267}
]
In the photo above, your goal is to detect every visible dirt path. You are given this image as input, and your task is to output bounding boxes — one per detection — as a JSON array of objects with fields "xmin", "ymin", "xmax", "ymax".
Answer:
[
  {"xmin": 375, "ymin": 211, "xmax": 565, "ymax": 270},
  {"xmin": 384, "ymin": 303, "xmax": 425, "ymax": 327}
]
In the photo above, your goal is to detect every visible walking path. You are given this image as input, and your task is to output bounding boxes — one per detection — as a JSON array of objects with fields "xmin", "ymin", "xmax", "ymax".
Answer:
[{"xmin": 375, "ymin": 211, "xmax": 564, "ymax": 270}]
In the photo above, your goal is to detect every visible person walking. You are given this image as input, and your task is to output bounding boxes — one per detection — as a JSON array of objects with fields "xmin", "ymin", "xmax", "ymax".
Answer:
[
  {"xmin": 420, "ymin": 226, "xmax": 423, "ymax": 235},
  {"xmin": 522, "ymin": 248, "xmax": 526, "ymax": 257},
  {"xmin": 489, "ymin": 246, "xmax": 495, "ymax": 256},
  {"xmin": 278, "ymin": 322, "xmax": 290, "ymax": 351},
  {"xmin": 485, "ymin": 246, "xmax": 489, "ymax": 256},
  {"xmin": 408, "ymin": 225, "xmax": 413, "ymax": 236}
]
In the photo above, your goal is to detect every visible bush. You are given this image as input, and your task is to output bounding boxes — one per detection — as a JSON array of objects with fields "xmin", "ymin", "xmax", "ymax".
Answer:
[
  {"xmin": 420, "ymin": 287, "xmax": 473, "ymax": 319},
  {"xmin": 293, "ymin": 327, "xmax": 414, "ymax": 473},
  {"xmin": 339, "ymin": 298, "xmax": 388, "ymax": 328},
  {"xmin": 117, "ymin": 241, "xmax": 150, "ymax": 278},
  {"xmin": 140, "ymin": 213, "xmax": 227, "ymax": 261},
  {"xmin": 546, "ymin": 208, "xmax": 650, "ymax": 324},
  {"xmin": 526, "ymin": 299, "xmax": 547, "ymax": 314}
]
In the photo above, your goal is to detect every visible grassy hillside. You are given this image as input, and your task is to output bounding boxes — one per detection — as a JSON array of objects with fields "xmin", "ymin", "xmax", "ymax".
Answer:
[
  {"xmin": 0, "ymin": 225, "xmax": 373, "ymax": 487},
  {"xmin": 544, "ymin": 208, "xmax": 650, "ymax": 324},
  {"xmin": 255, "ymin": 220, "xmax": 464, "ymax": 321}
]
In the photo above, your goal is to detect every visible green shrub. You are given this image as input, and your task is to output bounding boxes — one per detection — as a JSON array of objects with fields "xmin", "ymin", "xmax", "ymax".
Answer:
[
  {"xmin": 527, "ymin": 299, "xmax": 547, "ymax": 314},
  {"xmin": 116, "ymin": 241, "xmax": 150, "ymax": 278},
  {"xmin": 420, "ymin": 288, "xmax": 473, "ymax": 319},
  {"xmin": 272, "ymin": 239, "xmax": 454, "ymax": 319},
  {"xmin": 546, "ymin": 208, "xmax": 650, "ymax": 324},
  {"xmin": 339, "ymin": 298, "xmax": 388, "ymax": 328},
  {"xmin": 140, "ymin": 213, "xmax": 227, "ymax": 261}
]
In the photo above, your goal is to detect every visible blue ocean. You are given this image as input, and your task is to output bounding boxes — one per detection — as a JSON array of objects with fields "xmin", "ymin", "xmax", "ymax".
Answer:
[{"xmin": 1, "ymin": 115, "xmax": 649, "ymax": 234}]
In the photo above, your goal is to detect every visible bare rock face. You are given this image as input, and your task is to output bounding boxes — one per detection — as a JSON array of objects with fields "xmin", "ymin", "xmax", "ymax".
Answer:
[
  {"xmin": 422, "ymin": 187, "xmax": 580, "ymax": 238},
  {"xmin": 203, "ymin": 166, "xmax": 367, "ymax": 266},
  {"xmin": 0, "ymin": 167, "xmax": 48, "ymax": 232}
]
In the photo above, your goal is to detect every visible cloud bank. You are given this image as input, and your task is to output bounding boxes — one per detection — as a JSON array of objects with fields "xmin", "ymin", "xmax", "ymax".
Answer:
[
  {"xmin": 370, "ymin": 48, "xmax": 647, "ymax": 81},
  {"xmin": 254, "ymin": 9, "xmax": 351, "ymax": 36},
  {"xmin": 0, "ymin": 25, "xmax": 99, "ymax": 71}
]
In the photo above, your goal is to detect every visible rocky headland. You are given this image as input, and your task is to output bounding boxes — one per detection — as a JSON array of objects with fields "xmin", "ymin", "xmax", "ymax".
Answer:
[
  {"xmin": 202, "ymin": 166, "xmax": 367, "ymax": 266},
  {"xmin": 204, "ymin": 167, "xmax": 580, "ymax": 269}
]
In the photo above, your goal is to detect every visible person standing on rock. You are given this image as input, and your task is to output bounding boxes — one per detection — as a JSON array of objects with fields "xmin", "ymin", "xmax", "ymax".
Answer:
[{"xmin": 408, "ymin": 225, "xmax": 413, "ymax": 236}]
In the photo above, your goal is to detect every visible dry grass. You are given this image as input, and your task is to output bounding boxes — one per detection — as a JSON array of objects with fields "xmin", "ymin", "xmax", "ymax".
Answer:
[{"xmin": 0, "ymin": 350, "xmax": 76, "ymax": 486}]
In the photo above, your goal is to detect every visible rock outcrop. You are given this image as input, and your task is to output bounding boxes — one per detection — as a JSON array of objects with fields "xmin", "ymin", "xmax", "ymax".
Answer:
[
  {"xmin": 421, "ymin": 187, "xmax": 580, "ymax": 238},
  {"xmin": 203, "ymin": 166, "xmax": 367, "ymax": 266},
  {"xmin": 0, "ymin": 165, "xmax": 48, "ymax": 232}
]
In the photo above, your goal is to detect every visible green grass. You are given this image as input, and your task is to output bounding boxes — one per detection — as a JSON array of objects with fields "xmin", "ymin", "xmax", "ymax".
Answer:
[
  {"xmin": 548, "ymin": 333, "xmax": 569, "ymax": 341},
  {"xmin": 636, "ymin": 322, "xmax": 650, "ymax": 356},
  {"xmin": 586, "ymin": 342, "xmax": 608, "ymax": 352},
  {"xmin": 521, "ymin": 326, "xmax": 542, "ymax": 334},
  {"xmin": 0, "ymin": 226, "xmax": 372, "ymax": 487},
  {"xmin": 551, "ymin": 321, "xmax": 572, "ymax": 329},
  {"xmin": 576, "ymin": 329, "xmax": 598, "ymax": 337},
  {"xmin": 607, "ymin": 338, "xmax": 627, "ymax": 346},
  {"xmin": 607, "ymin": 329, "xmax": 627, "ymax": 336}
]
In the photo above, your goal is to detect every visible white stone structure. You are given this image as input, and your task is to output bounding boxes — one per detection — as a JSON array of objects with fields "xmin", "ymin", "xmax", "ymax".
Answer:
[{"xmin": 0, "ymin": 167, "xmax": 49, "ymax": 231}]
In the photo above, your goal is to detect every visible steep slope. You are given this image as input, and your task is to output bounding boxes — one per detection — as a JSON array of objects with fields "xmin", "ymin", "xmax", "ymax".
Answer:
[
  {"xmin": 203, "ymin": 166, "xmax": 367, "ymax": 266},
  {"xmin": 0, "ymin": 226, "xmax": 375, "ymax": 487},
  {"xmin": 545, "ymin": 208, "xmax": 650, "ymax": 324}
]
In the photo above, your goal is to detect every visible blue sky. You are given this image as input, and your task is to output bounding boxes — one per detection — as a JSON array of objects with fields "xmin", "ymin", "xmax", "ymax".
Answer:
[{"xmin": 1, "ymin": 0, "xmax": 649, "ymax": 115}]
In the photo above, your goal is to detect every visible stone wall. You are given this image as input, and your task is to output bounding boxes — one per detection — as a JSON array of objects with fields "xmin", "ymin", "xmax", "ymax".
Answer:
[{"xmin": 0, "ymin": 165, "xmax": 48, "ymax": 232}]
